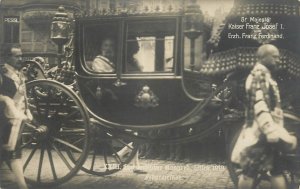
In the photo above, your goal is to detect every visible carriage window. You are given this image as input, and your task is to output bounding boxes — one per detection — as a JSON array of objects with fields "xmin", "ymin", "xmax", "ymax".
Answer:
[
  {"xmin": 84, "ymin": 23, "xmax": 118, "ymax": 73},
  {"xmin": 125, "ymin": 20, "xmax": 176, "ymax": 73}
]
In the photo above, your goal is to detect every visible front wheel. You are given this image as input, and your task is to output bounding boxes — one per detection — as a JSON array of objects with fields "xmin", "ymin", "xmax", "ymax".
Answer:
[{"xmin": 21, "ymin": 80, "xmax": 90, "ymax": 187}]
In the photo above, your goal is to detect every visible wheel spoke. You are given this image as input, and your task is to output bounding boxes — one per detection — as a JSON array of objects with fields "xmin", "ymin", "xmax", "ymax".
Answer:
[
  {"xmin": 45, "ymin": 88, "xmax": 51, "ymax": 117},
  {"xmin": 52, "ymin": 143, "xmax": 72, "ymax": 170},
  {"xmin": 23, "ymin": 144, "xmax": 38, "ymax": 171},
  {"xmin": 37, "ymin": 147, "xmax": 45, "ymax": 182},
  {"xmin": 64, "ymin": 119, "xmax": 86, "ymax": 125},
  {"xmin": 90, "ymin": 150, "xmax": 96, "ymax": 171},
  {"xmin": 21, "ymin": 132, "xmax": 33, "ymax": 136},
  {"xmin": 103, "ymin": 145, "xmax": 109, "ymax": 172},
  {"xmin": 24, "ymin": 122, "xmax": 38, "ymax": 130},
  {"xmin": 59, "ymin": 128, "xmax": 85, "ymax": 135},
  {"xmin": 111, "ymin": 146, "xmax": 122, "ymax": 164},
  {"xmin": 31, "ymin": 88, "xmax": 45, "ymax": 118},
  {"xmin": 64, "ymin": 109, "xmax": 80, "ymax": 119},
  {"xmin": 72, "ymin": 137, "xmax": 86, "ymax": 145},
  {"xmin": 53, "ymin": 137, "xmax": 83, "ymax": 153},
  {"xmin": 47, "ymin": 148, "xmax": 58, "ymax": 180},
  {"xmin": 114, "ymin": 140, "xmax": 134, "ymax": 150},
  {"xmin": 28, "ymin": 103, "xmax": 36, "ymax": 109},
  {"xmin": 19, "ymin": 138, "xmax": 34, "ymax": 150}
]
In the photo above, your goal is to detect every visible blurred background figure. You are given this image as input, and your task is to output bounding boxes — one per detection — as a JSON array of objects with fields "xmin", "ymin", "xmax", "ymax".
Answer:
[{"xmin": 126, "ymin": 37, "xmax": 143, "ymax": 72}]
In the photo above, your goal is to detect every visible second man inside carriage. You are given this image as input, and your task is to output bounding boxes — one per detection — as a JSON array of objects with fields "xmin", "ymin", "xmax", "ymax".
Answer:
[{"xmin": 91, "ymin": 37, "xmax": 142, "ymax": 73}]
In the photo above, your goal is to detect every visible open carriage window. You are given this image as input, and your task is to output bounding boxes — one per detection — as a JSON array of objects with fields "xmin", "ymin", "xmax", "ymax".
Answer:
[
  {"xmin": 125, "ymin": 20, "xmax": 176, "ymax": 73},
  {"xmin": 84, "ymin": 22, "xmax": 118, "ymax": 73}
]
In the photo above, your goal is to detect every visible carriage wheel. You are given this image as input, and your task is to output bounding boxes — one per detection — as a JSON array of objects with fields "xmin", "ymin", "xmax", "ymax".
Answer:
[
  {"xmin": 21, "ymin": 80, "xmax": 90, "ymax": 187},
  {"xmin": 67, "ymin": 126, "xmax": 138, "ymax": 176}
]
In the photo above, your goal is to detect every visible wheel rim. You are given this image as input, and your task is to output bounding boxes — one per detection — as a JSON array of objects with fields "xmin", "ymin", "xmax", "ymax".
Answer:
[{"xmin": 21, "ymin": 80, "xmax": 90, "ymax": 187}]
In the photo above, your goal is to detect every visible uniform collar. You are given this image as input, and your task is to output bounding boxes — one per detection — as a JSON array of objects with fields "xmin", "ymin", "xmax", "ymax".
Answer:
[
  {"xmin": 96, "ymin": 55, "xmax": 115, "ymax": 68},
  {"xmin": 255, "ymin": 63, "xmax": 271, "ymax": 75},
  {"xmin": 4, "ymin": 63, "xmax": 19, "ymax": 74},
  {"xmin": 3, "ymin": 63, "xmax": 20, "ymax": 82}
]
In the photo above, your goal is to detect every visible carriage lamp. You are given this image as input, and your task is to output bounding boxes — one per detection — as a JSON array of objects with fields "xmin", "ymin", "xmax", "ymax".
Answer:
[
  {"xmin": 184, "ymin": 0, "xmax": 203, "ymax": 71},
  {"xmin": 51, "ymin": 6, "xmax": 70, "ymax": 68}
]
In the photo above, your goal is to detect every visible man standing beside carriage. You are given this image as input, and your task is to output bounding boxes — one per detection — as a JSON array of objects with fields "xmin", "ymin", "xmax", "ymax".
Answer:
[
  {"xmin": 231, "ymin": 44, "xmax": 297, "ymax": 189},
  {"xmin": 0, "ymin": 44, "xmax": 30, "ymax": 189}
]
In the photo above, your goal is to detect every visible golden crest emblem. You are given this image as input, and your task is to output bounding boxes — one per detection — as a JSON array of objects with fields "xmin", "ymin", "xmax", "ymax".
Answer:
[{"xmin": 134, "ymin": 85, "xmax": 159, "ymax": 108}]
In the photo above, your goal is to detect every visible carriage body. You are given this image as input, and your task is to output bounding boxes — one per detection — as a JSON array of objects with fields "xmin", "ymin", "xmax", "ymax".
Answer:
[{"xmin": 73, "ymin": 13, "xmax": 212, "ymax": 126}]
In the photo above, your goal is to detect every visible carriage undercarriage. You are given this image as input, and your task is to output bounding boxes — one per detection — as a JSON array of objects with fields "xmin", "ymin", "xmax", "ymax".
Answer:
[
  {"xmin": 19, "ymin": 76, "xmax": 300, "ymax": 188},
  {"xmin": 20, "ymin": 77, "xmax": 230, "ymax": 187}
]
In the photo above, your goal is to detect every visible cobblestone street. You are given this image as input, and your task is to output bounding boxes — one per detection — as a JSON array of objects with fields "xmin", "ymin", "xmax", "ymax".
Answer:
[{"xmin": 1, "ymin": 159, "xmax": 234, "ymax": 189}]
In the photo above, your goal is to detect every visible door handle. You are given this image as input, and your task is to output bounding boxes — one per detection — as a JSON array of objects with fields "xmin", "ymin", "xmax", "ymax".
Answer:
[{"xmin": 113, "ymin": 79, "xmax": 127, "ymax": 87}]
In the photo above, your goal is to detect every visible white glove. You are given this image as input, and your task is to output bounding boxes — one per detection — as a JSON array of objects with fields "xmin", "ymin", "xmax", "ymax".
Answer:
[
  {"xmin": 265, "ymin": 129, "xmax": 280, "ymax": 143},
  {"xmin": 277, "ymin": 127, "xmax": 297, "ymax": 151}
]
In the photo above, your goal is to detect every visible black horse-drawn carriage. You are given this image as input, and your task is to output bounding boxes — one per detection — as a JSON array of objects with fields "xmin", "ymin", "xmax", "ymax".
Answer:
[{"xmin": 16, "ymin": 0, "xmax": 300, "ymax": 188}]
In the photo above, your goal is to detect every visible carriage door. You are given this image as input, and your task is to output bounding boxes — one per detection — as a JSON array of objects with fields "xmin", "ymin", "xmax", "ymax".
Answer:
[
  {"xmin": 79, "ymin": 17, "xmax": 196, "ymax": 125},
  {"xmin": 108, "ymin": 18, "xmax": 195, "ymax": 125}
]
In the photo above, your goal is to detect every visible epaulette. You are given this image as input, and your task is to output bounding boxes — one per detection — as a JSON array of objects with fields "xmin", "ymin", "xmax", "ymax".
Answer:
[
  {"xmin": 0, "ymin": 64, "xmax": 9, "ymax": 87},
  {"xmin": 0, "ymin": 64, "xmax": 8, "ymax": 74}
]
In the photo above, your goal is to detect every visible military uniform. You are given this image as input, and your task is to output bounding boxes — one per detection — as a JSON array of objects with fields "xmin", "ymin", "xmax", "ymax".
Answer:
[
  {"xmin": 0, "ymin": 64, "xmax": 27, "ymax": 162},
  {"xmin": 231, "ymin": 63, "xmax": 295, "ymax": 177}
]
